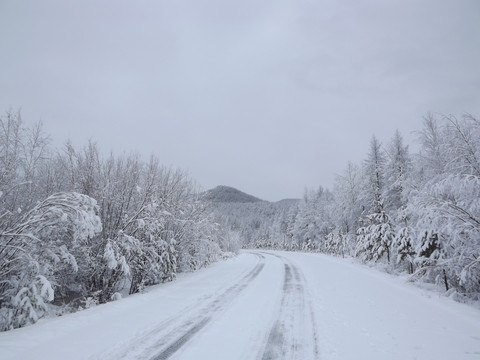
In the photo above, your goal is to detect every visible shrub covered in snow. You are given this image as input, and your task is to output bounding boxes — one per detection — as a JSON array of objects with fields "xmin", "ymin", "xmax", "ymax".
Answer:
[{"xmin": 0, "ymin": 112, "xmax": 229, "ymax": 331}]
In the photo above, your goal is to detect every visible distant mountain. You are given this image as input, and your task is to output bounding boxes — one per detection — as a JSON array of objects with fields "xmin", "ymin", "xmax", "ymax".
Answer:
[
  {"xmin": 204, "ymin": 186, "xmax": 301, "ymax": 246},
  {"xmin": 204, "ymin": 186, "xmax": 264, "ymax": 203},
  {"xmin": 275, "ymin": 198, "xmax": 301, "ymax": 206}
]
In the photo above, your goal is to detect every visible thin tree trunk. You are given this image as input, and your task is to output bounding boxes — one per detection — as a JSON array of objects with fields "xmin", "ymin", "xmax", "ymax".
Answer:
[{"xmin": 443, "ymin": 268, "xmax": 449, "ymax": 291}]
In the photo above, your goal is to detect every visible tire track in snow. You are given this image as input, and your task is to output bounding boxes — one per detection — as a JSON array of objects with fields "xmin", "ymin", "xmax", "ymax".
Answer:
[
  {"xmin": 260, "ymin": 253, "xmax": 320, "ymax": 360},
  {"xmin": 106, "ymin": 253, "xmax": 265, "ymax": 360},
  {"xmin": 144, "ymin": 253, "xmax": 266, "ymax": 360},
  {"xmin": 150, "ymin": 317, "xmax": 210, "ymax": 360},
  {"xmin": 150, "ymin": 254, "xmax": 265, "ymax": 360}
]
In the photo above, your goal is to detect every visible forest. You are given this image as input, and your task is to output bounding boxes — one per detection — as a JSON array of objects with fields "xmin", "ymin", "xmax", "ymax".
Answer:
[
  {"xmin": 0, "ymin": 111, "xmax": 239, "ymax": 331},
  {"xmin": 220, "ymin": 114, "xmax": 480, "ymax": 303},
  {"xmin": 2, "ymin": 110, "xmax": 479, "ymax": 332}
]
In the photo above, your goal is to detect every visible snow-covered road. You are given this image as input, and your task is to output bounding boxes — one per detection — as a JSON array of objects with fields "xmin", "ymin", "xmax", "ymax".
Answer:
[{"xmin": 1, "ymin": 251, "xmax": 480, "ymax": 359}]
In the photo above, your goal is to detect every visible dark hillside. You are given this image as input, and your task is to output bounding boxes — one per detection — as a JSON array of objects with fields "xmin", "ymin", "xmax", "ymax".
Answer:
[{"xmin": 204, "ymin": 185, "xmax": 264, "ymax": 203}]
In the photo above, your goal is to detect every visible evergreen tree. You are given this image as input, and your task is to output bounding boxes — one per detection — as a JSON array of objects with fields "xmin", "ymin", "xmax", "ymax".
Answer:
[{"xmin": 356, "ymin": 210, "xmax": 394, "ymax": 263}]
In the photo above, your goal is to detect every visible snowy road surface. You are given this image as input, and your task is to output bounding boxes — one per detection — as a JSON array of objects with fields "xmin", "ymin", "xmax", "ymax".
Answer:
[{"xmin": 1, "ymin": 251, "xmax": 480, "ymax": 359}]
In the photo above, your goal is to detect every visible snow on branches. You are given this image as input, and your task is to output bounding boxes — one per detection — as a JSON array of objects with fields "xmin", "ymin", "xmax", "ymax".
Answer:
[
  {"xmin": 0, "ymin": 192, "xmax": 101, "ymax": 330},
  {"xmin": 356, "ymin": 211, "xmax": 393, "ymax": 263},
  {"xmin": 250, "ymin": 113, "xmax": 480, "ymax": 302},
  {"xmin": 0, "ymin": 112, "xmax": 233, "ymax": 331}
]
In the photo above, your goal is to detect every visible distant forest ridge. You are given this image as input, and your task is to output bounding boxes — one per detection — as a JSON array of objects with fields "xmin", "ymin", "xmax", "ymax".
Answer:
[
  {"xmin": 204, "ymin": 185, "xmax": 300, "ymax": 204},
  {"xmin": 204, "ymin": 185, "xmax": 264, "ymax": 203}
]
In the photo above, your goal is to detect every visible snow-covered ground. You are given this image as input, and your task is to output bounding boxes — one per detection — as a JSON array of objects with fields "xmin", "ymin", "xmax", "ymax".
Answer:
[{"xmin": 1, "ymin": 251, "xmax": 480, "ymax": 360}]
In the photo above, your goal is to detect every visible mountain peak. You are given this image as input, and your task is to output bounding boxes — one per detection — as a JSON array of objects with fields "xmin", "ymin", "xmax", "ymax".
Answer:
[{"xmin": 204, "ymin": 186, "xmax": 264, "ymax": 203}]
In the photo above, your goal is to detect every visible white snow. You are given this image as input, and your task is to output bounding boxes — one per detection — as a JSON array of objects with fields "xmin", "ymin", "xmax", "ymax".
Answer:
[{"xmin": 1, "ymin": 251, "xmax": 479, "ymax": 360}]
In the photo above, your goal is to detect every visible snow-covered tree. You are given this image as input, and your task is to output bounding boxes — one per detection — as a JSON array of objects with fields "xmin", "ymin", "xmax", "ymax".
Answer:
[
  {"xmin": 356, "ymin": 210, "xmax": 394, "ymax": 263},
  {"xmin": 291, "ymin": 187, "xmax": 333, "ymax": 251},
  {"xmin": 360, "ymin": 136, "xmax": 386, "ymax": 215},
  {"xmin": 409, "ymin": 114, "xmax": 480, "ymax": 296},
  {"xmin": 325, "ymin": 229, "xmax": 345, "ymax": 257},
  {"xmin": 0, "ymin": 192, "xmax": 102, "ymax": 330},
  {"xmin": 394, "ymin": 213, "xmax": 416, "ymax": 274},
  {"xmin": 331, "ymin": 162, "xmax": 363, "ymax": 255},
  {"xmin": 384, "ymin": 130, "xmax": 412, "ymax": 217}
]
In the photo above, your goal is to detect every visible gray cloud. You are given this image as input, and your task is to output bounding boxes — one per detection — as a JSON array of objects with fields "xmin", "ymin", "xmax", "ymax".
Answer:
[{"xmin": 1, "ymin": 0, "xmax": 479, "ymax": 201}]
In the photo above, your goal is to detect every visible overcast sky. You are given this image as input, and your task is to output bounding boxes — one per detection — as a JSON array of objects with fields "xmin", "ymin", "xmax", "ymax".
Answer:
[{"xmin": 1, "ymin": 0, "xmax": 479, "ymax": 201}]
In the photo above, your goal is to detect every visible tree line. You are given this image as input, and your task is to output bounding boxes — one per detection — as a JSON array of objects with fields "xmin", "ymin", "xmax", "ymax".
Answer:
[
  {"xmin": 0, "ymin": 111, "xmax": 236, "ymax": 331},
  {"xmin": 253, "ymin": 114, "xmax": 480, "ymax": 301}
]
